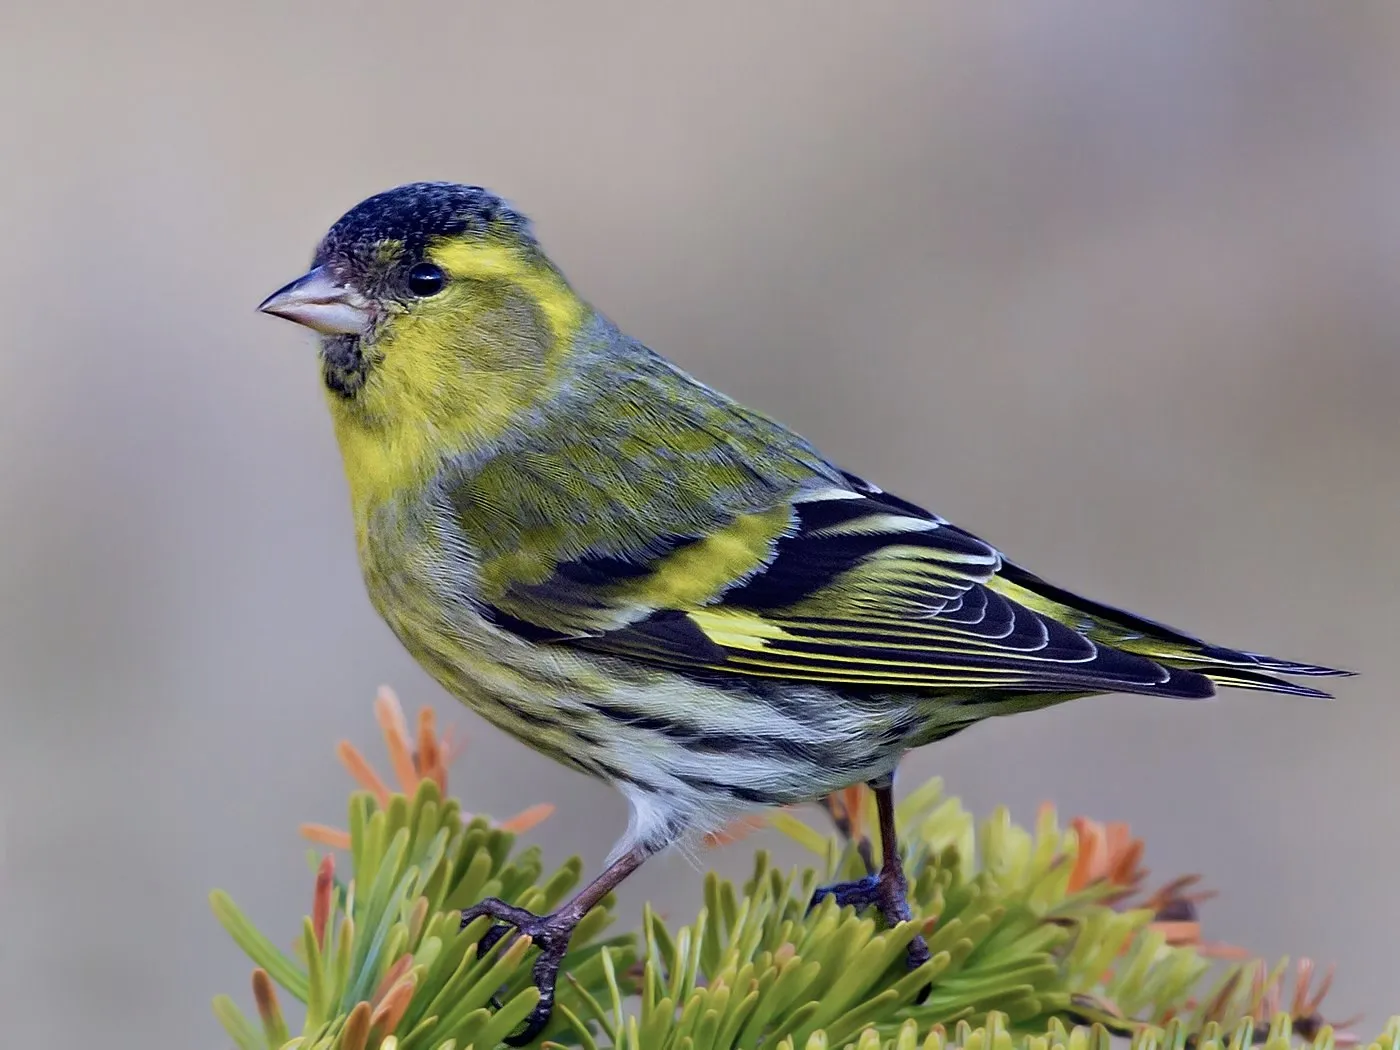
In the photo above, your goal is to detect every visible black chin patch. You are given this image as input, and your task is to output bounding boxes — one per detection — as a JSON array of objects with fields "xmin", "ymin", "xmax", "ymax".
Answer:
[{"xmin": 321, "ymin": 334, "xmax": 371, "ymax": 398}]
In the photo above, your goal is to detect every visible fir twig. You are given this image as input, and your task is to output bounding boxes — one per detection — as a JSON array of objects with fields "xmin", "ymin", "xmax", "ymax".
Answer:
[{"xmin": 210, "ymin": 690, "xmax": 1389, "ymax": 1049}]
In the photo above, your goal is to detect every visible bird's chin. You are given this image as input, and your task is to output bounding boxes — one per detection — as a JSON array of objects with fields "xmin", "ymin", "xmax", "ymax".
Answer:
[{"xmin": 320, "ymin": 333, "xmax": 371, "ymax": 398}]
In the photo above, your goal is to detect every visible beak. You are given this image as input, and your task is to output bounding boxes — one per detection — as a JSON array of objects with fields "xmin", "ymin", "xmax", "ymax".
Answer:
[{"xmin": 257, "ymin": 267, "xmax": 373, "ymax": 335}]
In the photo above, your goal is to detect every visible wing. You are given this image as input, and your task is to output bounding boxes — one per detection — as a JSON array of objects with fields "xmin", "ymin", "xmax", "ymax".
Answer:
[{"xmin": 475, "ymin": 470, "xmax": 1343, "ymax": 699}]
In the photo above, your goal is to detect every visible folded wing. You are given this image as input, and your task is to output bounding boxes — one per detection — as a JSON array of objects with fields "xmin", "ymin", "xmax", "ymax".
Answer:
[{"xmin": 471, "ymin": 470, "xmax": 1347, "ymax": 700}]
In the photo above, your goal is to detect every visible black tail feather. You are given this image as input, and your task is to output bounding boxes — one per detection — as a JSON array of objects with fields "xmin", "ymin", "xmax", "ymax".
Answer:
[{"xmin": 996, "ymin": 559, "xmax": 1353, "ymax": 698}]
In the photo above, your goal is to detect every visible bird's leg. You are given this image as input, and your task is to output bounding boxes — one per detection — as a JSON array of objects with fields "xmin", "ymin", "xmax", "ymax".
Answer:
[
  {"xmin": 461, "ymin": 844, "xmax": 651, "ymax": 1046},
  {"xmin": 810, "ymin": 779, "xmax": 930, "ymax": 971}
]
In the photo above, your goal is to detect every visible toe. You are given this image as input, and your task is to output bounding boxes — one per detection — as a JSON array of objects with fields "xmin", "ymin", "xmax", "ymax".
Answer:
[
  {"xmin": 810, "ymin": 874, "xmax": 882, "ymax": 911},
  {"xmin": 907, "ymin": 933, "xmax": 931, "ymax": 969},
  {"xmin": 503, "ymin": 1005, "xmax": 552, "ymax": 1047},
  {"xmin": 501, "ymin": 937, "xmax": 567, "ymax": 1045},
  {"xmin": 475, "ymin": 922, "xmax": 511, "ymax": 958},
  {"xmin": 460, "ymin": 897, "xmax": 539, "ymax": 931}
]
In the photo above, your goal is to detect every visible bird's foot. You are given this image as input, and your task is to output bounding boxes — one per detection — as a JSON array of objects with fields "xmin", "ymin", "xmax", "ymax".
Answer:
[
  {"xmin": 460, "ymin": 897, "xmax": 574, "ymax": 1046},
  {"xmin": 810, "ymin": 871, "xmax": 931, "ymax": 971}
]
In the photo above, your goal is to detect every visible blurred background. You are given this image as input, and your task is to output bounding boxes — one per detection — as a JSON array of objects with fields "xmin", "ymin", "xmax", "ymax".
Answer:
[{"xmin": 2, "ymin": 2, "xmax": 1397, "ymax": 1044}]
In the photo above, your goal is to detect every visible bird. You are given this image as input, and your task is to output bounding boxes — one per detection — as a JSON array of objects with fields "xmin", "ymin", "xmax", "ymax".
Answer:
[{"xmin": 258, "ymin": 181, "xmax": 1350, "ymax": 1044}]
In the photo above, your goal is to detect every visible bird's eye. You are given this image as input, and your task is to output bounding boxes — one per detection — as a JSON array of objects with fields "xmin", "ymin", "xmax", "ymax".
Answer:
[{"xmin": 407, "ymin": 262, "xmax": 445, "ymax": 297}]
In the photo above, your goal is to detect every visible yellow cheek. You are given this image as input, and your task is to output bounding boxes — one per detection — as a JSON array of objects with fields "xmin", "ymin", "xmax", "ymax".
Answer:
[
  {"xmin": 325, "ymin": 241, "xmax": 591, "ymax": 531},
  {"xmin": 427, "ymin": 240, "xmax": 587, "ymax": 346},
  {"xmin": 327, "ymin": 338, "xmax": 527, "ymax": 533}
]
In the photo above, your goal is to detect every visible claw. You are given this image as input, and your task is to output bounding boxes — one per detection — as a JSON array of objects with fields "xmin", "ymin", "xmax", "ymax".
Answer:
[
  {"xmin": 809, "ymin": 871, "xmax": 930, "ymax": 977},
  {"xmin": 460, "ymin": 897, "xmax": 573, "ymax": 1045},
  {"xmin": 453, "ymin": 845, "xmax": 654, "ymax": 1044}
]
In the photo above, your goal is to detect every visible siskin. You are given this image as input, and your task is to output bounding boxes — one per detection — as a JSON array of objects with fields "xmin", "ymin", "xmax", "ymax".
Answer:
[{"xmin": 259, "ymin": 182, "xmax": 1350, "ymax": 1043}]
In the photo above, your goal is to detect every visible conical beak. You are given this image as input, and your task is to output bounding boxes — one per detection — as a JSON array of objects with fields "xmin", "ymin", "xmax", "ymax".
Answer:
[{"xmin": 257, "ymin": 267, "xmax": 373, "ymax": 335}]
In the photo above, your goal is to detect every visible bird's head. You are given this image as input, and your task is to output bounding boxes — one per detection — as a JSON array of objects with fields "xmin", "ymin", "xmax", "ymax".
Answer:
[{"xmin": 259, "ymin": 182, "xmax": 591, "ymax": 454}]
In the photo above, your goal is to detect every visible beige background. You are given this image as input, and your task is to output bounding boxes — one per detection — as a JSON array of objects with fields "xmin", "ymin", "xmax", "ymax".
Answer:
[{"xmin": 2, "ymin": 3, "xmax": 1397, "ymax": 1045}]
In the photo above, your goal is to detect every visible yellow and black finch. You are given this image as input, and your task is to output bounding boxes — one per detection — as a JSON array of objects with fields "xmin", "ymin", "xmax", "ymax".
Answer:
[{"xmin": 259, "ymin": 182, "xmax": 1349, "ymax": 1043}]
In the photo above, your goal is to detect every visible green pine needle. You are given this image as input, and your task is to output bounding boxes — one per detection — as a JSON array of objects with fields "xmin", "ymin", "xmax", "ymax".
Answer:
[{"xmin": 211, "ymin": 728, "xmax": 1394, "ymax": 1050}]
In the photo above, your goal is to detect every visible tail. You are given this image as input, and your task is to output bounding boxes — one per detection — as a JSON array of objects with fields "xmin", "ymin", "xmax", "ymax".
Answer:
[{"xmin": 991, "ymin": 560, "xmax": 1355, "ymax": 700}]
